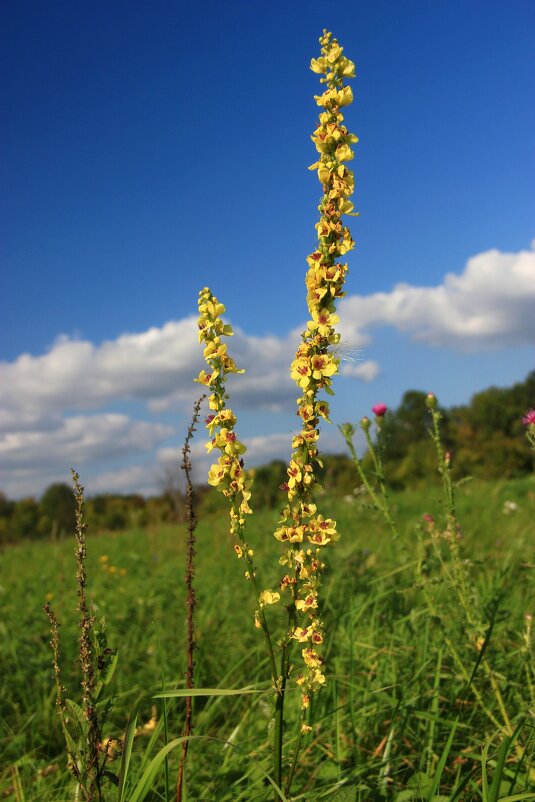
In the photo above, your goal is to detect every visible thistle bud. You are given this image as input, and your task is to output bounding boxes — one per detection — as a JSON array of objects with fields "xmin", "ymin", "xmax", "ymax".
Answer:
[{"xmin": 425, "ymin": 392, "xmax": 437, "ymax": 410}]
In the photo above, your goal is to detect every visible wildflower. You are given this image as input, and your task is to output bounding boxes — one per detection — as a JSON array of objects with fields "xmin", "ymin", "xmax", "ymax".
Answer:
[
  {"xmin": 425, "ymin": 392, "xmax": 437, "ymax": 410},
  {"xmin": 100, "ymin": 738, "xmax": 123, "ymax": 760},
  {"xmin": 259, "ymin": 590, "xmax": 281, "ymax": 607},
  {"xmin": 270, "ymin": 29, "xmax": 356, "ymax": 710},
  {"xmin": 292, "ymin": 626, "xmax": 312, "ymax": 642},
  {"xmin": 503, "ymin": 500, "xmax": 519, "ymax": 515},
  {"xmin": 135, "ymin": 707, "xmax": 158, "ymax": 736},
  {"xmin": 522, "ymin": 409, "xmax": 535, "ymax": 426},
  {"xmin": 196, "ymin": 288, "xmax": 251, "ymax": 541},
  {"xmin": 371, "ymin": 403, "xmax": 387, "ymax": 417}
]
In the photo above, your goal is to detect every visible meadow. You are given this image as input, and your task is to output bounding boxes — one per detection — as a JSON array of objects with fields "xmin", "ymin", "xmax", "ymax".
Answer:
[
  {"xmin": 2, "ymin": 27, "xmax": 534, "ymax": 802},
  {"xmin": 1, "ymin": 474, "xmax": 534, "ymax": 800}
]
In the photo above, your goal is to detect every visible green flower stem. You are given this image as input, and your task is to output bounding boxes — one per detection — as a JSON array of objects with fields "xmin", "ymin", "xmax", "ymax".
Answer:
[
  {"xmin": 274, "ymin": 568, "xmax": 299, "ymax": 797},
  {"xmin": 363, "ymin": 426, "xmax": 399, "ymax": 540},
  {"xmin": 284, "ymin": 725, "xmax": 304, "ymax": 796},
  {"xmin": 248, "ymin": 565, "xmax": 279, "ymax": 688},
  {"xmin": 426, "ymin": 405, "xmax": 513, "ymax": 737},
  {"xmin": 428, "ymin": 408, "xmax": 455, "ymax": 525},
  {"xmin": 340, "ymin": 426, "xmax": 399, "ymax": 540}
]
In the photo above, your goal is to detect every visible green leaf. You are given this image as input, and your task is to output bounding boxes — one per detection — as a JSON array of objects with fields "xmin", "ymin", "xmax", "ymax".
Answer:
[
  {"xmin": 116, "ymin": 700, "xmax": 141, "ymax": 802},
  {"xmin": 125, "ymin": 734, "xmax": 289, "ymax": 802},
  {"xmin": 153, "ymin": 685, "xmax": 266, "ymax": 699},
  {"xmin": 95, "ymin": 650, "xmax": 119, "ymax": 702},
  {"xmin": 65, "ymin": 698, "xmax": 88, "ymax": 741},
  {"xmin": 495, "ymin": 796, "xmax": 535, "ymax": 802},
  {"xmin": 425, "ymin": 719, "xmax": 458, "ymax": 801},
  {"xmin": 127, "ymin": 737, "xmax": 185, "ymax": 802},
  {"xmin": 327, "ymin": 787, "xmax": 358, "ymax": 802}
]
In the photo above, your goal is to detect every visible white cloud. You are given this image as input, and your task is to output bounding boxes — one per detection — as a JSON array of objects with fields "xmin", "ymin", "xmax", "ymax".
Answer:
[
  {"xmin": 339, "ymin": 245, "xmax": 535, "ymax": 350},
  {"xmin": 0, "ymin": 318, "xmax": 202, "ymax": 432},
  {"xmin": 341, "ymin": 360, "xmax": 380, "ymax": 382},
  {"xmin": 5, "ymin": 243, "xmax": 529, "ymax": 439},
  {"xmin": 86, "ymin": 464, "xmax": 160, "ymax": 497},
  {"xmin": 0, "ymin": 415, "xmax": 172, "ymax": 497},
  {"xmin": 1, "ymin": 243, "xmax": 533, "ymax": 497}
]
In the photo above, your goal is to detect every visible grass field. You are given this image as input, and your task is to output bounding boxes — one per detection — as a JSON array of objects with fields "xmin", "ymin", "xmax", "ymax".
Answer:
[{"xmin": 1, "ymin": 474, "xmax": 534, "ymax": 800}]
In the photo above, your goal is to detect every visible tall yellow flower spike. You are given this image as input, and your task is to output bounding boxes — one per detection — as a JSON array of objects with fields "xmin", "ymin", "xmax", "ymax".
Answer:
[
  {"xmin": 196, "ymin": 287, "xmax": 280, "ymax": 688},
  {"xmin": 275, "ymin": 30, "xmax": 357, "ymax": 716},
  {"xmin": 195, "ymin": 288, "xmax": 252, "ymax": 539}
]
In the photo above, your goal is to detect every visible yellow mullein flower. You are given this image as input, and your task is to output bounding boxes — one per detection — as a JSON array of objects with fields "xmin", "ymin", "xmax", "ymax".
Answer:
[
  {"xmin": 302, "ymin": 647, "xmax": 322, "ymax": 668},
  {"xmin": 295, "ymin": 594, "xmax": 318, "ymax": 612},
  {"xmin": 287, "ymin": 460, "xmax": 302, "ymax": 488},
  {"xmin": 196, "ymin": 369, "xmax": 219, "ymax": 387},
  {"xmin": 214, "ymin": 428, "xmax": 246, "ymax": 456},
  {"xmin": 309, "ymin": 57, "xmax": 326, "ymax": 74},
  {"xmin": 292, "ymin": 627, "xmax": 313, "ymax": 643},
  {"xmin": 307, "ymin": 308, "xmax": 340, "ymax": 337},
  {"xmin": 310, "ymin": 353, "xmax": 338, "ymax": 381},
  {"xmin": 203, "ymin": 340, "xmax": 227, "ymax": 360},
  {"xmin": 258, "ymin": 590, "xmax": 280, "ymax": 607},
  {"xmin": 290, "ymin": 356, "xmax": 312, "ymax": 388},
  {"xmin": 335, "ymin": 143, "xmax": 354, "ymax": 162},
  {"xmin": 310, "ymin": 670, "xmax": 326, "ymax": 689},
  {"xmin": 207, "ymin": 462, "xmax": 226, "ymax": 487},
  {"xmin": 301, "ymin": 502, "xmax": 317, "ymax": 517},
  {"xmin": 272, "ymin": 30, "xmax": 356, "ymax": 713}
]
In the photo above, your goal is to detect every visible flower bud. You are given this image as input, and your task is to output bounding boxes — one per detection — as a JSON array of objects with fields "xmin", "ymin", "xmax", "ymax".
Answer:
[
  {"xmin": 360, "ymin": 416, "xmax": 371, "ymax": 432},
  {"xmin": 425, "ymin": 393, "xmax": 437, "ymax": 410},
  {"xmin": 371, "ymin": 403, "xmax": 387, "ymax": 417},
  {"xmin": 338, "ymin": 422, "xmax": 355, "ymax": 440}
]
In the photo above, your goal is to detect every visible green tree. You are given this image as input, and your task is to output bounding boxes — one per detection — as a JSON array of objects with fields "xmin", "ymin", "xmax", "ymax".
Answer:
[
  {"xmin": 10, "ymin": 498, "xmax": 40, "ymax": 539},
  {"xmin": 40, "ymin": 483, "xmax": 76, "ymax": 536}
]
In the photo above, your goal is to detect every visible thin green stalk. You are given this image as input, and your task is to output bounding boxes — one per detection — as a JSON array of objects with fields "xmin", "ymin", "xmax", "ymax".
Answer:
[
  {"xmin": 363, "ymin": 425, "xmax": 400, "ymax": 540},
  {"xmin": 284, "ymin": 727, "xmax": 304, "ymax": 796},
  {"xmin": 275, "ymin": 581, "xmax": 298, "ymax": 796},
  {"xmin": 340, "ymin": 424, "xmax": 399, "ymax": 540},
  {"xmin": 249, "ymin": 570, "xmax": 279, "ymax": 688},
  {"xmin": 161, "ymin": 674, "xmax": 170, "ymax": 802}
]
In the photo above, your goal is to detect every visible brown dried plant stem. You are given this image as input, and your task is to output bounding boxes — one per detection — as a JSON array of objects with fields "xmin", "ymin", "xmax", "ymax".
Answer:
[
  {"xmin": 43, "ymin": 602, "xmax": 76, "ymax": 776},
  {"xmin": 72, "ymin": 469, "xmax": 102, "ymax": 802},
  {"xmin": 176, "ymin": 395, "xmax": 205, "ymax": 802}
]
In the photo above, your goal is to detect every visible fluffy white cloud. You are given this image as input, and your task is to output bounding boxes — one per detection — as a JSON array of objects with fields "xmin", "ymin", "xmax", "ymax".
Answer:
[
  {"xmin": 0, "ymin": 319, "xmax": 300, "ymax": 434},
  {"xmin": 86, "ymin": 464, "xmax": 161, "ymax": 497},
  {"xmin": 339, "ymin": 245, "xmax": 535, "ymax": 350},
  {"xmin": 0, "ymin": 318, "xmax": 201, "ymax": 432},
  {"xmin": 1, "ymin": 243, "xmax": 533, "ymax": 497},
  {"xmin": 341, "ymin": 360, "xmax": 380, "ymax": 382},
  {"xmin": 0, "ymin": 415, "xmax": 172, "ymax": 497}
]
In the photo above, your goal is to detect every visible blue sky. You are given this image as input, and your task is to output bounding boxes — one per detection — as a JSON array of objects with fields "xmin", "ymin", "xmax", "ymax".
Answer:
[{"xmin": 1, "ymin": 0, "xmax": 534, "ymax": 497}]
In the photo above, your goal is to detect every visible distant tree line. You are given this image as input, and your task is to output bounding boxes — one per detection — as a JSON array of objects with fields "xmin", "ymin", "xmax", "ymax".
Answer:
[{"xmin": 1, "ymin": 372, "xmax": 533, "ymax": 545}]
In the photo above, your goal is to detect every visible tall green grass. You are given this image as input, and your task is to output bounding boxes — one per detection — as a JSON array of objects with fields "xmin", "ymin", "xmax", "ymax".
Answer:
[{"xmin": 1, "ymin": 476, "xmax": 533, "ymax": 799}]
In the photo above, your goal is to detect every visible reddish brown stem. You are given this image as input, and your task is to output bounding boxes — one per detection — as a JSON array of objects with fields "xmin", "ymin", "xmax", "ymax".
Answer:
[{"xmin": 177, "ymin": 395, "xmax": 205, "ymax": 802}]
